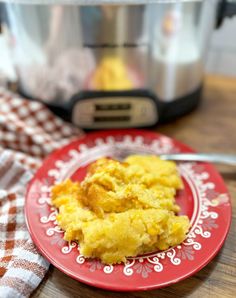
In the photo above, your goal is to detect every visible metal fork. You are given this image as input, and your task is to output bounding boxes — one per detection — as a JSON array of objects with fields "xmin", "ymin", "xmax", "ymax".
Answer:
[{"xmin": 159, "ymin": 153, "xmax": 236, "ymax": 166}]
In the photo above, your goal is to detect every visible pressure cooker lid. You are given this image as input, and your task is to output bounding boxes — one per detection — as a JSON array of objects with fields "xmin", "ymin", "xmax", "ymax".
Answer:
[{"xmin": 0, "ymin": 0, "xmax": 204, "ymax": 4}]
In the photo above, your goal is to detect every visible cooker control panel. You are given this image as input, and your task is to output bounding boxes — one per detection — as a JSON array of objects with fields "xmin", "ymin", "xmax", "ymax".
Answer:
[{"xmin": 72, "ymin": 97, "xmax": 158, "ymax": 129}]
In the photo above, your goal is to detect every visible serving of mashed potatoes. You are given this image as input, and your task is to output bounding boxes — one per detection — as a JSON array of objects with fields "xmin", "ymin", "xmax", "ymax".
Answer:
[{"xmin": 51, "ymin": 155, "xmax": 190, "ymax": 264}]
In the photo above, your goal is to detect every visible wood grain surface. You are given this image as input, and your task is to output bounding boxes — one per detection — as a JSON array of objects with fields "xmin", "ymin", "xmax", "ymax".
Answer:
[{"xmin": 32, "ymin": 75, "xmax": 236, "ymax": 298}]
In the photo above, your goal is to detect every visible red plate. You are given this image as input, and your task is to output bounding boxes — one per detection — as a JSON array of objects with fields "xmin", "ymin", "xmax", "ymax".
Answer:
[{"xmin": 25, "ymin": 129, "xmax": 232, "ymax": 291}]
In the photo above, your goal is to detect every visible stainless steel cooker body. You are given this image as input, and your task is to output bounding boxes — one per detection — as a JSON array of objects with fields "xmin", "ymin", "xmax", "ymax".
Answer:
[{"xmin": 1, "ymin": 0, "xmax": 235, "ymax": 128}]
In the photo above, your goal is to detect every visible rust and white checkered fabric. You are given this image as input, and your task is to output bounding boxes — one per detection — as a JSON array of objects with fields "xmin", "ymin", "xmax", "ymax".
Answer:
[{"xmin": 0, "ymin": 87, "xmax": 83, "ymax": 297}]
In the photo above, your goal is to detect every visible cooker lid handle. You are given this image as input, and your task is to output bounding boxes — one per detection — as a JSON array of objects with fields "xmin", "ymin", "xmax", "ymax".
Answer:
[{"xmin": 216, "ymin": 0, "xmax": 236, "ymax": 28}]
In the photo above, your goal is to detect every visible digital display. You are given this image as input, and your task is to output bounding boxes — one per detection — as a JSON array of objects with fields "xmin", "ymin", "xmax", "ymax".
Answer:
[
  {"xmin": 95, "ymin": 103, "xmax": 131, "ymax": 111},
  {"xmin": 94, "ymin": 116, "xmax": 130, "ymax": 122}
]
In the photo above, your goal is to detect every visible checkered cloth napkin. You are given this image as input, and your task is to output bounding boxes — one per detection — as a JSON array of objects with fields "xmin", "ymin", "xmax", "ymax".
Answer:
[{"xmin": 0, "ymin": 87, "xmax": 83, "ymax": 297}]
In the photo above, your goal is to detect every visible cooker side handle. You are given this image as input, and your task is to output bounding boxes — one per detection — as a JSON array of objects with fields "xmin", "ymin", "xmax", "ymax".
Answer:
[
  {"xmin": 216, "ymin": 0, "xmax": 236, "ymax": 28},
  {"xmin": 0, "ymin": 3, "xmax": 3, "ymax": 33}
]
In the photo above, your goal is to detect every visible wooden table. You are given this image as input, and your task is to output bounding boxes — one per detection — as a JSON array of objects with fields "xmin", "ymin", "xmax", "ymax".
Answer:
[{"xmin": 32, "ymin": 75, "xmax": 236, "ymax": 298}]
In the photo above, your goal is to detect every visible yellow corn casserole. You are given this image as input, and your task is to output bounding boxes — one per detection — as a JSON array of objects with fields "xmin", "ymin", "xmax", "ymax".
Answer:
[{"xmin": 51, "ymin": 155, "xmax": 190, "ymax": 264}]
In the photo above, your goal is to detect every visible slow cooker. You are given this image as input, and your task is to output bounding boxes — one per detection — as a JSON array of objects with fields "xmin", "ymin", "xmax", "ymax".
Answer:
[{"xmin": 0, "ymin": 0, "xmax": 235, "ymax": 128}]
